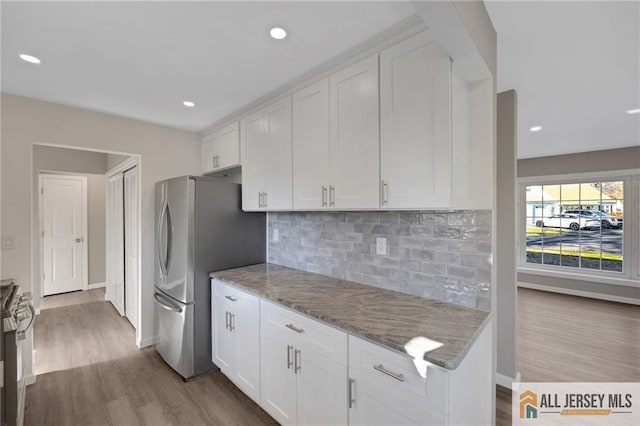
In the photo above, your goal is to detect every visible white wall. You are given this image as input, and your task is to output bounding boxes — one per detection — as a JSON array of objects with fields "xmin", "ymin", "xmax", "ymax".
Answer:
[{"xmin": 1, "ymin": 93, "xmax": 200, "ymax": 348}]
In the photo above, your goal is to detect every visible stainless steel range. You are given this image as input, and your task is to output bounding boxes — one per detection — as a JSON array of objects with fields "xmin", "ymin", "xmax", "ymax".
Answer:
[{"xmin": 1, "ymin": 279, "xmax": 35, "ymax": 426}]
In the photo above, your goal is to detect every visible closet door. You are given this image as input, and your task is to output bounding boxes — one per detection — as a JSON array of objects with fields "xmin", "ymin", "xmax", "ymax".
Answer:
[
  {"xmin": 107, "ymin": 174, "xmax": 125, "ymax": 316},
  {"xmin": 124, "ymin": 167, "xmax": 138, "ymax": 328}
]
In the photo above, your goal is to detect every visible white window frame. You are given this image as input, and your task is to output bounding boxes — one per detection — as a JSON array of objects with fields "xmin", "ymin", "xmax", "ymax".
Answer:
[{"xmin": 517, "ymin": 169, "xmax": 640, "ymax": 288}]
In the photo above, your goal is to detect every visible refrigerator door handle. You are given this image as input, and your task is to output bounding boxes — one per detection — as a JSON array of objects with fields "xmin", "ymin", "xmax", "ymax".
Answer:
[
  {"xmin": 156, "ymin": 199, "xmax": 168, "ymax": 276},
  {"xmin": 154, "ymin": 292, "xmax": 182, "ymax": 313},
  {"xmin": 165, "ymin": 203, "xmax": 173, "ymax": 274}
]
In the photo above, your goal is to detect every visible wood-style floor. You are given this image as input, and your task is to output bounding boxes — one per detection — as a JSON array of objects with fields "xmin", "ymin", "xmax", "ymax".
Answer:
[
  {"xmin": 26, "ymin": 288, "xmax": 277, "ymax": 426},
  {"xmin": 495, "ymin": 287, "xmax": 640, "ymax": 426},
  {"xmin": 27, "ymin": 287, "xmax": 639, "ymax": 425}
]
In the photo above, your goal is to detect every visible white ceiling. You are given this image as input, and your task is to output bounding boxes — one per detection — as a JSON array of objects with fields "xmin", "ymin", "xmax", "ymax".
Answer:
[
  {"xmin": 1, "ymin": 1, "xmax": 415, "ymax": 132},
  {"xmin": 486, "ymin": 0, "xmax": 640, "ymax": 159}
]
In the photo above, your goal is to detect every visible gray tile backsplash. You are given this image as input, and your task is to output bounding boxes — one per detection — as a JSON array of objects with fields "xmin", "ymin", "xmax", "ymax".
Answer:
[{"xmin": 267, "ymin": 211, "xmax": 492, "ymax": 311}]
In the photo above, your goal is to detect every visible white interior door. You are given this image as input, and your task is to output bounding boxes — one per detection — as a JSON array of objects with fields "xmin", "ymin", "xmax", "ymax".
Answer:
[
  {"xmin": 107, "ymin": 173, "xmax": 125, "ymax": 316},
  {"xmin": 42, "ymin": 175, "xmax": 86, "ymax": 296},
  {"xmin": 124, "ymin": 167, "xmax": 139, "ymax": 328}
]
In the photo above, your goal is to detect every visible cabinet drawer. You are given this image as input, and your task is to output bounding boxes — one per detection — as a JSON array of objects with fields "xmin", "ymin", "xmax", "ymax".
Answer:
[
  {"xmin": 348, "ymin": 335, "xmax": 447, "ymax": 417},
  {"xmin": 260, "ymin": 299, "xmax": 347, "ymax": 366},
  {"xmin": 212, "ymin": 279, "xmax": 260, "ymax": 318}
]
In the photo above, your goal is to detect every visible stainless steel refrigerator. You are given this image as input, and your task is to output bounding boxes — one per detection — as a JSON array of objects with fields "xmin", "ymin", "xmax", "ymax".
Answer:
[{"xmin": 154, "ymin": 176, "xmax": 265, "ymax": 379}]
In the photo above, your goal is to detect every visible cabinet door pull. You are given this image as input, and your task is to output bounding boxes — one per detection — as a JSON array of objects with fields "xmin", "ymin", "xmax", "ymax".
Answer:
[
  {"xmin": 321, "ymin": 186, "xmax": 327, "ymax": 207},
  {"xmin": 348, "ymin": 378, "xmax": 356, "ymax": 408},
  {"xmin": 373, "ymin": 364, "xmax": 404, "ymax": 382},
  {"xmin": 294, "ymin": 349, "xmax": 301, "ymax": 373},
  {"xmin": 229, "ymin": 313, "xmax": 235, "ymax": 332},
  {"xmin": 258, "ymin": 192, "xmax": 262, "ymax": 208},
  {"xmin": 225, "ymin": 295, "xmax": 238, "ymax": 302},
  {"xmin": 285, "ymin": 323, "xmax": 304, "ymax": 334},
  {"xmin": 330, "ymin": 185, "xmax": 335, "ymax": 207},
  {"xmin": 213, "ymin": 155, "xmax": 217, "ymax": 169},
  {"xmin": 225, "ymin": 311, "xmax": 230, "ymax": 330},
  {"xmin": 287, "ymin": 345, "xmax": 294, "ymax": 369},
  {"xmin": 381, "ymin": 180, "xmax": 389, "ymax": 206}
]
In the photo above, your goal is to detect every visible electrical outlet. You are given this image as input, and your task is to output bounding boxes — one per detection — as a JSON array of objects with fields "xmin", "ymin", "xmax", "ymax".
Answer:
[
  {"xmin": 273, "ymin": 228, "xmax": 279, "ymax": 242},
  {"xmin": 376, "ymin": 237, "xmax": 387, "ymax": 255},
  {"xmin": 1, "ymin": 235, "xmax": 16, "ymax": 250}
]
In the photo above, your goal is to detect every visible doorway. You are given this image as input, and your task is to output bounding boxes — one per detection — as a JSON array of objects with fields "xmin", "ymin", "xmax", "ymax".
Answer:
[{"xmin": 40, "ymin": 174, "xmax": 88, "ymax": 296}]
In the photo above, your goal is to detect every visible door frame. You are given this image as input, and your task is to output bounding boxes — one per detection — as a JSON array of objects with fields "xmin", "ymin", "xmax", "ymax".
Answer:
[
  {"xmin": 38, "ymin": 173, "xmax": 89, "ymax": 296},
  {"xmin": 106, "ymin": 156, "xmax": 141, "ymax": 330}
]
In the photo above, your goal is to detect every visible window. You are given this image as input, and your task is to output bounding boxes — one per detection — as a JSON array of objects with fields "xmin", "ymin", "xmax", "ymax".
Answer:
[{"xmin": 520, "ymin": 175, "xmax": 638, "ymax": 279}]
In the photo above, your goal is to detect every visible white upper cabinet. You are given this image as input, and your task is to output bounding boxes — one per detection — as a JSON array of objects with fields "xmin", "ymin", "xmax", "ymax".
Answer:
[
  {"xmin": 241, "ymin": 111, "xmax": 266, "ymax": 210},
  {"xmin": 241, "ymin": 98, "xmax": 293, "ymax": 211},
  {"xmin": 380, "ymin": 30, "xmax": 452, "ymax": 209},
  {"xmin": 292, "ymin": 79, "xmax": 331, "ymax": 210},
  {"xmin": 264, "ymin": 98, "xmax": 293, "ymax": 210},
  {"xmin": 329, "ymin": 54, "xmax": 380, "ymax": 209},
  {"xmin": 201, "ymin": 121, "xmax": 240, "ymax": 175}
]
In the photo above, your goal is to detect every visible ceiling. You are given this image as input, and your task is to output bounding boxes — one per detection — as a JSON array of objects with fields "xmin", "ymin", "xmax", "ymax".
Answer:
[
  {"xmin": 486, "ymin": 0, "xmax": 639, "ymax": 159},
  {"xmin": 1, "ymin": 1, "xmax": 415, "ymax": 132},
  {"xmin": 5, "ymin": 2, "xmax": 637, "ymax": 159}
]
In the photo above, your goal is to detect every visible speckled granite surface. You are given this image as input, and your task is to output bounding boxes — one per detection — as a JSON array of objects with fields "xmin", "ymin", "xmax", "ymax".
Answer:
[{"xmin": 210, "ymin": 263, "xmax": 490, "ymax": 370}]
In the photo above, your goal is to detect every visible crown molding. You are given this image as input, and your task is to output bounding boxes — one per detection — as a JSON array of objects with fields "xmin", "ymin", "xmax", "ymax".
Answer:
[{"xmin": 198, "ymin": 14, "xmax": 427, "ymax": 137}]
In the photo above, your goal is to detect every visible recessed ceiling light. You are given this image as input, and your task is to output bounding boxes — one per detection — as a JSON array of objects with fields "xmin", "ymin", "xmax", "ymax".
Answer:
[
  {"xmin": 183, "ymin": 101, "xmax": 195, "ymax": 108},
  {"xmin": 626, "ymin": 108, "xmax": 640, "ymax": 114},
  {"xmin": 270, "ymin": 27, "xmax": 287, "ymax": 40},
  {"xmin": 529, "ymin": 126, "xmax": 542, "ymax": 132},
  {"xmin": 19, "ymin": 53, "xmax": 41, "ymax": 64}
]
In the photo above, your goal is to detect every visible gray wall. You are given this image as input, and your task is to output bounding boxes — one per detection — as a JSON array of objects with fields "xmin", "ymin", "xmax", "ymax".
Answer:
[
  {"xmin": 33, "ymin": 145, "xmax": 109, "ymax": 285},
  {"xmin": 106, "ymin": 153, "xmax": 131, "ymax": 170},
  {"xmin": 496, "ymin": 90, "xmax": 518, "ymax": 381},
  {"xmin": 268, "ymin": 210, "xmax": 492, "ymax": 311},
  {"xmin": 518, "ymin": 146, "xmax": 640, "ymax": 177},
  {"xmin": 517, "ymin": 146, "xmax": 640, "ymax": 301}
]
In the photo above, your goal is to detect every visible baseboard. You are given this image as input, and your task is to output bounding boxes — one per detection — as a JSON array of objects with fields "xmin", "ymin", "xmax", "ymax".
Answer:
[
  {"xmin": 518, "ymin": 282, "xmax": 640, "ymax": 306},
  {"xmin": 137, "ymin": 335, "xmax": 158, "ymax": 348},
  {"xmin": 25, "ymin": 374, "xmax": 37, "ymax": 386},
  {"xmin": 496, "ymin": 371, "xmax": 521, "ymax": 391},
  {"xmin": 88, "ymin": 282, "xmax": 106, "ymax": 290}
]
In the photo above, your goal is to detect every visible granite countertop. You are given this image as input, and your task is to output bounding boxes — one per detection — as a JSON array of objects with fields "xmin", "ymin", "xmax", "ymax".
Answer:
[{"xmin": 210, "ymin": 263, "xmax": 490, "ymax": 370}]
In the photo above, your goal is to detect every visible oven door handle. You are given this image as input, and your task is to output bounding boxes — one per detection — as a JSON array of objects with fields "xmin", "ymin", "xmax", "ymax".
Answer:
[{"xmin": 17, "ymin": 303, "xmax": 36, "ymax": 340}]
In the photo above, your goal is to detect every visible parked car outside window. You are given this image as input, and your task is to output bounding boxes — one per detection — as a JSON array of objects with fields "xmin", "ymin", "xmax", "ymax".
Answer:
[
  {"xmin": 535, "ymin": 213, "xmax": 601, "ymax": 231},
  {"xmin": 564, "ymin": 209, "xmax": 623, "ymax": 229}
]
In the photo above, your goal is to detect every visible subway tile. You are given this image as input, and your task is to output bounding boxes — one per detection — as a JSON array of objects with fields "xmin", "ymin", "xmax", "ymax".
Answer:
[
  {"xmin": 434, "ymin": 226, "xmax": 462, "ymax": 239},
  {"xmin": 433, "ymin": 251, "xmax": 461, "ymax": 265},
  {"xmin": 447, "ymin": 265, "xmax": 476, "ymax": 280},
  {"xmin": 268, "ymin": 210, "xmax": 492, "ymax": 310},
  {"xmin": 447, "ymin": 239, "xmax": 477, "ymax": 253},
  {"xmin": 460, "ymin": 254, "xmax": 491, "ymax": 269},
  {"xmin": 420, "ymin": 262, "xmax": 447, "ymax": 276},
  {"xmin": 409, "ymin": 248, "xmax": 434, "ymax": 262}
]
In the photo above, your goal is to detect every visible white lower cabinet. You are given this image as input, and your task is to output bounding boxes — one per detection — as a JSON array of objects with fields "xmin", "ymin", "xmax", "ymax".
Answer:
[
  {"xmin": 211, "ymin": 280, "xmax": 261, "ymax": 403},
  {"xmin": 348, "ymin": 335, "xmax": 446, "ymax": 426},
  {"xmin": 260, "ymin": 299, "xmax": 348, "ymax": 425},
  {"xmin": 212, "ymin": 280, "xmax": 493, "ymax": 426}
]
